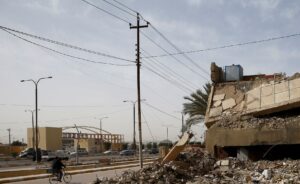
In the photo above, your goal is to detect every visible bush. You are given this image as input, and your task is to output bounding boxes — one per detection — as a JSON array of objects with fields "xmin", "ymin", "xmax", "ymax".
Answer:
[{"xmin": 11, "ymin": 152, "xmax": 18, "ymax": 158}]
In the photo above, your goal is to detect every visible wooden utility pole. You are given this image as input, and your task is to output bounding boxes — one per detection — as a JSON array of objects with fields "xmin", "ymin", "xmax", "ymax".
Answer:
[{"xmin": 130, "ymin": 13, "xmax": 148, "ymax": 168}]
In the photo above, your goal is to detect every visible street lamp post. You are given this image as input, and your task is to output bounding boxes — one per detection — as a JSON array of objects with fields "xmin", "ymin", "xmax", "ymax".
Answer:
[
  {"xmin": 25, "ymin": 109, "xmax": 40, "ymax": 150},
  {"xmin": 123, "ymin": 99, "xmax": 146, "ymax": 151},
  {"xmin": 95, "ymin": 117, "xmax": 108, "ymax": 152},
  {"xmin": 21, "ymin": 76, "xmax": 52, "ymax": 163}
]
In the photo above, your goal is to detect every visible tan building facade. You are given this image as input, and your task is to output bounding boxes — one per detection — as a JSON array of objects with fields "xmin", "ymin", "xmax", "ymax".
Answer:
[
  {"xmin": 74, "ymin": 138, "xmax": 123, "ymax": 153},
  {"xmin": 27, "ymin": 127, "xmax": 62, "ymax": 151}
]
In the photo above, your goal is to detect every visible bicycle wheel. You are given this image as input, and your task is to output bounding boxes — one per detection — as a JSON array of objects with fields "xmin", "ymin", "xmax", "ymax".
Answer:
[
  {"xmin": 63, "ymin": 173, "xmax": 72, "ymax": 184},
  {"xmin": 49, "ymin": 174, "xmax": 59, "ymax": 184}
]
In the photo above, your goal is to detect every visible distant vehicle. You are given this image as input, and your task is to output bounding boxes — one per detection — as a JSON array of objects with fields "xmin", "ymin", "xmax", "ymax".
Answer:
[
  {"xmin": 19, "ymin": 148, "xmax": 35, "ymax": 158},
  {"xmin": 149, "ymin": 148, "xmax": 159, "ymax": 154},
  {"xmin": 42, "ymin": 150, "xmax": 69, "ymax": 161},
  {"xmin": 103, "ymin": 150, "xmax": 119, "ymax": 155},
  {"xmin": 120, "ymin": 150, "xmax": 135, "ymax": 156},
  {"xmin": 19, "ymin": 148, "xmax": 43, "ymax": 161},
  {"xmin": 70, "ymin": 148, "xmax": 88, "ymax": 157}
]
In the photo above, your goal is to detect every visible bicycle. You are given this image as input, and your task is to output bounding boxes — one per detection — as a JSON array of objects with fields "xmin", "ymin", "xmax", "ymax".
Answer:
[{"xmin": 48, "ymin": 168, "xmax": 72, "ymax": 184}]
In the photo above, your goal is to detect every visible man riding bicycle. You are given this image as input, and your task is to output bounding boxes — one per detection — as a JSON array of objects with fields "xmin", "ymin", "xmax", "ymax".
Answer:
[{"xmin": 51, "ymin": 157, "xmax": 65, "ymax": 182}]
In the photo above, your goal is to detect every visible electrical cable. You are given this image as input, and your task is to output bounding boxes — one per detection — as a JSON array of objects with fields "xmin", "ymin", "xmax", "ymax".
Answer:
[
  {"xmin": 149, "ymin": 24, "xmax": 210, "ymax": 75},
  {"xmin": 141, "ymin": 110, "xmax": 155, "ymax": 141},
  {"xmin": 0, "ymin": 25, "xmax": 134, "ymax": 63},
  {"xmin": 2, "ymin": 28, "xmax": 134, "ymax": 67},
  {"xmin": 79, "ymin": 0, "xmax": 131, "ymax": 24},
  {"xmin": 102, "ymin": 0, "xmax": 136, "ymax": 17},
  {"xmin": 112, "ymin": 0, "xmax": 138, "ymax": 14},
  {"xmin": 141, "ymin": 31, "xmax": 209, "ymax": 81},
  {"xmin": 144, "ymin": 32, "xmax": 300, "ymax": 58},
  {"xmin": 141, "ymin": 53, "xmax": 195, "ymax": 92},
  {"xmin": 142, "ymin": 65, "xmax": 192, "ymax": 94},
  {"xmin": 141, "ymin": 48, "xmax": 199, "ymax": 90},
  {"xmin": 143, "ymin": 102, "xmax": 181, "ymax": 120}
]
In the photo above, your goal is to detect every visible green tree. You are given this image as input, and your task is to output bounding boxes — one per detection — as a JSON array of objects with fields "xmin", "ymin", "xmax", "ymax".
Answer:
[
  {"xmin": 152, "ymin": 142, "xmax": 158, "ymax": 149},
  {"xmin": 11, "ymin": 140, "xmax": 26, "ymax": 146},
  {"xmin": 146, "ymin": 142, "xmax": 152, "ymax": 149},
  {"xmin": 183, "ymin": 83, "xmax": 211, "ymax": 130}
]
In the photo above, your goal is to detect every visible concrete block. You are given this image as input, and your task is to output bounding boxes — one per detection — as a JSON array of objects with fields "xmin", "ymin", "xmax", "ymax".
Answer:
[
  {"xmin": 162, "ymin": 132, "xmax": 192, "ymax": 163},
  {"xmin": 213, "ymin": 94, "xmax": 225, "ymax": 101},
  {"xmin": 261, "ymin": 94, "xmax": 274, "ymax": 107},
  {"xmin": 275, "ymin": 91, "xmax": 289, "ymax": 103},
  {"xmin": 209, "ymin": 106, "xmax": 223, "ymax": 117},
  {"xmin": 275, "ymin": 81, "xmax": 289, "ymax": 94},
  {"xmin": 289, "ymin": 78, "xmax": 300, "ymax": 89},
  {"xmin": 290, "ymin": 88, "xmax": 300, "ymax": 100},
  {"xmin": 261, "ymin": 85, "xmax": 273, "ymax": 97},
  {"xmin": 222, "ymin": 98, "xmax": 236, "ymax": 110},
  {"xmin": 246, "ymin": 88, "xmax": 260, "ymax": 110},
  {"xmin": 213, "ymin": 100, "xmax": 222, "ymax": 107},
  {"xmin": 215, "ymin": 160, "xmax": 230, "ymax": 171},
  {"xmin": 262, "ymin": 169, "xmax": 272, "ymax": 180}
]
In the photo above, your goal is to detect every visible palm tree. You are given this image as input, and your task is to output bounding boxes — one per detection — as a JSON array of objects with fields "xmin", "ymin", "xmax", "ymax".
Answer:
[{"xmin": 182, "ymin": 83, "xmax": 211, "ymax": 130}]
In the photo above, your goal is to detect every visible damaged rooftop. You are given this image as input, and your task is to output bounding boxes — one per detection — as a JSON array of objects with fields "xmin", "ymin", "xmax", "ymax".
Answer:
[{"xmin": 205, "ymin": 63, "xmax": 300, "ymax": 160}]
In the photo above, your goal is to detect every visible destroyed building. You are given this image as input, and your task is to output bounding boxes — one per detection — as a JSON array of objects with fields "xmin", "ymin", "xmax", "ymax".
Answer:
[{"xmin": 205, "ymin": 63, "xmax": 300, "ymax": 160}]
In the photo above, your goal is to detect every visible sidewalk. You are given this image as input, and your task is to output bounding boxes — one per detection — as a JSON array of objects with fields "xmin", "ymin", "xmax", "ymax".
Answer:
[{"xmin": 0, "ymin": 161, "xmax": 152, "ymax": 184}]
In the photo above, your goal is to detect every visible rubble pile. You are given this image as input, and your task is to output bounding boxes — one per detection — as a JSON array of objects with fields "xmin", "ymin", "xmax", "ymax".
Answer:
[
  {"xmin": 212, "ymin": 114, "xmax": 300, "ymax": 129},
  {"xmin": 190, "ymin": 158, "xmax": 300, "ymax": 184},
  {"xmin": 94, "ymin": 148, "xmax": 215, "ymax": 184},
  {"xmin": 93, "ymin": 148, "xmax": 300, "ymax": 184}
]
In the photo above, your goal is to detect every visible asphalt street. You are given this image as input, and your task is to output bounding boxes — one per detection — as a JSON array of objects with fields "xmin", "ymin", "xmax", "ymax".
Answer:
[{"xmin": 9, "ymin": 166, "xmax": 140, "ymax": 184}]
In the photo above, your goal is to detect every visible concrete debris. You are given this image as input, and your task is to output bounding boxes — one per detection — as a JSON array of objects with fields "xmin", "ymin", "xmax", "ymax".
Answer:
[
  {"xmin": 187, "ymin": 158, "xmax": 300, "ymax": 184},
  {"xmin": 93, "ymin": 148, "xmax": 300, "ymax": 184},
  {"xmin": 93, "ymin": 148, "xmax": 215, "ymax": 184},
  {"xmin": 211, "ymin": 114, "xmax": 300, "ymax": 129}
]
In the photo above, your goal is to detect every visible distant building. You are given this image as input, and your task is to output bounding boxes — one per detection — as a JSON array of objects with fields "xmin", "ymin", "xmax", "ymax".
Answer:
[
  {"xmin": 27, "ymin": 127, "xmax": 62, "ymax": 151},
  {"xmin": 27, "ymin": 126, "xmax": 124, "ymax": 152}
]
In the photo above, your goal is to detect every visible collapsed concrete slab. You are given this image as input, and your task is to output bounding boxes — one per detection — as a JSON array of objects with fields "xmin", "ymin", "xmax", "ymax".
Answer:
[
  {"xmin": 205, "ymin": 63, "xmax": 300, "ymax": 160},
  {"xmin": 161, "ymin": 132, "xmax": 193, "ymax": 164}
]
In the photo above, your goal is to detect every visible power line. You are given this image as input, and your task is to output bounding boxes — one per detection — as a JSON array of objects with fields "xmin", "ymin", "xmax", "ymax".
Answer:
[
  {"xmin": 144, "ymin": 32, "xmax": 300, "ymax": 58},
  {"xmin": 141, "ymin": 110, "xmax": 155, "ymax": 141},
  {"xmin": 143, "ymin": 102, "xmax": 181, "ymax": 120},
  {"xmin": 141, "ymin": 31, "xmax": 209, "ymax": 81},
  {"xmin": 112, "ymin": 0, "xmax": 205, "ymax": 81},
  {"xmin": 0, "ymin": 25, "xmax": 134, "ymax": 63},
  {"xmin": 142, "ymin": 65, "xmax": 192, "ymax": 94},
  {"xmin": 112, "ymin": 0, "xmax": 138, "ymax": 14},
  {"xmin": 149, "ymin": 24, "xmax": 210, "ymax": 76},
  {"xmin": 141, "ymin": 48, "xmax": 199, "ymax": 90},
  {"xmin": 2, "ymin": 28, "xmax": 134, "ymax": 67},
  {"xmin": 141, "ymin": 53, "xmax": 195, "ymax": 93},
  {"xmin": 79, "ymin": 0, "xmax": 131, "ymax": 24},
  {"xmin": 102, "ymin": 0, "xmax": 136, "ymax": 17}
]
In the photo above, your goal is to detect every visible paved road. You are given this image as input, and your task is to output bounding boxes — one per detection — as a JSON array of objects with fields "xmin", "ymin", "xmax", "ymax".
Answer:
[
  {"xmin": 10, "ymin": 166, "xmax": 140, "ymax": 184},
  {"xmin": 0, "ymin": 154, "xmax": 157, "ymax": 171}
]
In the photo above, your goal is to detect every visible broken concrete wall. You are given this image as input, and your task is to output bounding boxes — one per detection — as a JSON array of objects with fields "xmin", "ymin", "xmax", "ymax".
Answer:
[{"xmin": 205, "ymin": 76, "xmax": 300, "ymax": 128}]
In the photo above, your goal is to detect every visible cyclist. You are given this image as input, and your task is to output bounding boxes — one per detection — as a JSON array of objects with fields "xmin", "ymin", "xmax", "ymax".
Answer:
[{"xmin": 51, "ymin": 157, "xmax": 65, "ymax": 182}]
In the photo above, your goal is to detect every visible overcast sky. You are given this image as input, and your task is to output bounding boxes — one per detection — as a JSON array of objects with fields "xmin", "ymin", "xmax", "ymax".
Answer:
[{"xmin": 0, "ymin": 0, "xmax": 299, "ymax": 144}]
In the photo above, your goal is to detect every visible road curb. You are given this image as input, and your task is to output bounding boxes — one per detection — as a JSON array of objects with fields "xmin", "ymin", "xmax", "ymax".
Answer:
[{"xmin": 0, "ymin": 162, "xmax": 152, "ymax": 184}]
